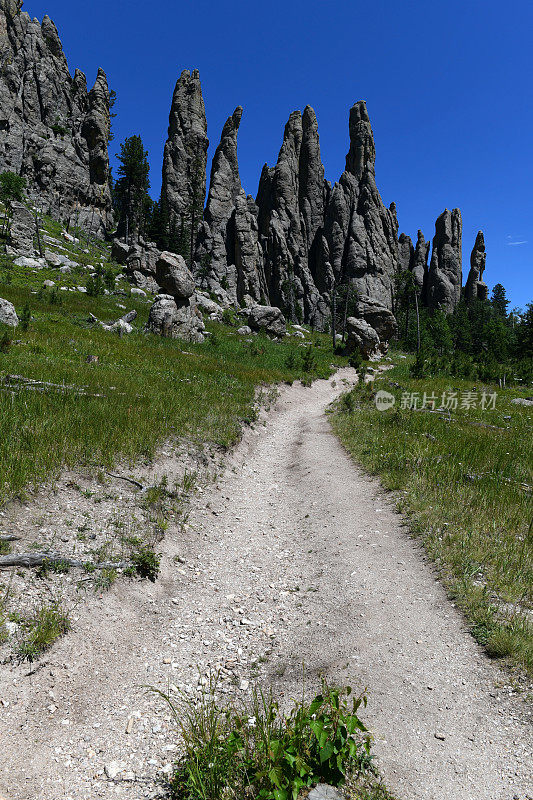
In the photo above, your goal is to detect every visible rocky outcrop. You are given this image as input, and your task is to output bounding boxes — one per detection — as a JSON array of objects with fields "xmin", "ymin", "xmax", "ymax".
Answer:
[
  {"xmin": 145, "ymin": 294, "xmax": 205, "ymax": 343},
  {"xmin": 0, "ymin": 296, "xmax": 18, "ymax": 326},
  {"xmin": 426, "ymin": 209, "xmax": 462, "ymax": 313},
  {"xmin": 354, "ymin": 295, "xmax": 397, "ymax": 342},
  {"xmin": 256, "ymin": 106, "xmax": 328, "ymax": 326},
  {"xmin": 319, "ymin": 102, "xmax": 399, "ymax": 311},
  {"xmin": 345, "ymin": 317, "xmax": 380, "ymax": 359},
  {"xmin": 155, "ymin": 251, "xmax": 195, "ymax": 299},
  {"xmin": 398, "ymin": 233, "xmax": 414, "ymax": 272},
  {"xmin": 161, "ymin": 69, "xmax": 209, "ymax": 239},
  {"xmin": 465, "ymin": 230, "xmax": 488, "ymax": 302},
  {"xmin": 124, "ymin": 241, "xmax": 160, "ymax": 293},
  {"xmin": 247, "ymin": 305, "xmax": 287, "ymax": 337},
  {"xmin": 195, "ymin": 100, "xmax": 398, "ymax": 328},
  {"xmin": 6, "ymin": 201, "xmax": 35, "ymax": 256},
  {"xmin": 195, "ymin": 107, "xmax": 266, "ymax": 305},
  {"xmin": 146, "ymin": 251, "xmax": 204, "ymax": 342},
  {"xmin": 0, "ymin": 1, "xmax": 112, "ymax": 235},
  {"xmin": 411, "ymin": 230, "xmax": 430, "ymax": 296}
]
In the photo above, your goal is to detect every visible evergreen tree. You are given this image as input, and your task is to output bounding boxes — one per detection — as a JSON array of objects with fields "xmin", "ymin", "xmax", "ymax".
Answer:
[
  {"xmin": 113, "ymin": 135, "xmax": 150, "ymax": 244},
  {"xmin": 491, "ymin": 283, "xmax": 509, "ymax": 317},
  {"xmin": 0, "ymin": 171, "xmax": 26, "ymax": 205}
]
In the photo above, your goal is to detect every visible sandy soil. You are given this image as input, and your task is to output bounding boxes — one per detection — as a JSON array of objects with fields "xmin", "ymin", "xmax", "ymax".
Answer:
[{"xmin": 0, "ymin": 370, "xmax": 531, "ymax": 800}]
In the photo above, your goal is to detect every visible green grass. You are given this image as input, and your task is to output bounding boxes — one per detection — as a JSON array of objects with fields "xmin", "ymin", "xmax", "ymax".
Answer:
[
  {"xmin": 14, "ymin": 600, "xmax": 71, "ymax": 662},
  {"xmin": 0, "ymin": 264, "xmax": 340, "ymax": 506},
  {"xmin": 331, "ymin": 357, "xmax": 533, "ymax": 675}
]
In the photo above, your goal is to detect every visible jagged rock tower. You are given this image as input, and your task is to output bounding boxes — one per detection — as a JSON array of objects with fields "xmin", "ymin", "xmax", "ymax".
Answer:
[
  {"xmin": 426, "ymin": 208, "xmax": 463, "ymax": 313},
  {"xmin": 161, "ymin": 68, "xmax": 209, "ymax": 241},
  {"xmin": 0, "ymin": 0, "xmax": 113, "ymax": 234},
  {"xmin": 465, "ymin": 230, "xmax": 488, "ymax": 302}
]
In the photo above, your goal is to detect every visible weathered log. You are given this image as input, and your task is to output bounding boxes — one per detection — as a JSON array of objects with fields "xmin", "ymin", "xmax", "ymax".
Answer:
[
  {"xmin": 0, "ymin": 552, "xmax": 130, "ymax": 570},
  {"xmin": 0, "ymin": 535, "xmax": 20, "ymax": 542}
]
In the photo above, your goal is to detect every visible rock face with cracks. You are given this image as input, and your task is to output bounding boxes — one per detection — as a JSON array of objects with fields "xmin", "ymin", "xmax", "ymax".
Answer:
[{"xmin": 0, "ymin": 0, "xmax": 113, "ymax": 236}]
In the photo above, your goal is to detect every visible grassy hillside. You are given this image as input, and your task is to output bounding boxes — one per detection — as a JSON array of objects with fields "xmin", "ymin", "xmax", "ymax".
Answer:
[
  {"xmin": 331, "ymin": 359, "xmax": 533, "ymax": 675},
  {"xmin": 0, "ymin": 255, "xmax": 340, "ymax": 506}
]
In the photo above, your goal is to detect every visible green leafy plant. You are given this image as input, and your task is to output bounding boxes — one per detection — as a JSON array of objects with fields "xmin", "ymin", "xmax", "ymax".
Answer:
[{"xmin": 157, "ymin": 674, "xmax": 373, "ymax": 800}]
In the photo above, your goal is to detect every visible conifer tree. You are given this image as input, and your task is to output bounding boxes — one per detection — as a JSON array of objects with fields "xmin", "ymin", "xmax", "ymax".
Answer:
[{"xmin": 113, "ymin": 135, "xmax": 150, "ymax": 244}]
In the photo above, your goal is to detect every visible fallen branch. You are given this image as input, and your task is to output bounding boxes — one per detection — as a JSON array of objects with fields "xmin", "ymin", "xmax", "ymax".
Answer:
[
  {"xmin": 0, "ymin": 535, "xmax": 20, "ymax": 542},
  {"xmin": 0, "ymin": 552, "xmax": 130, "ymax": 570},
  {"xmin": 104, "ymin": 472, "xmax": 146, "ymax": 491}
]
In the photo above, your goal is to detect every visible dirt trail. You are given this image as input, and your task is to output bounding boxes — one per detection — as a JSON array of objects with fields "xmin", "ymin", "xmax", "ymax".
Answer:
[{"xmin": 0, "ymin": 370, "xmax": 531, "ymax": 800}]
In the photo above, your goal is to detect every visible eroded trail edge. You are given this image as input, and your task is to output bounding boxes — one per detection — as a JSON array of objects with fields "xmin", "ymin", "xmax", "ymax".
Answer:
[{"xmin": 0, "ymin": 370, "xmax": 530, "ymax": 800}]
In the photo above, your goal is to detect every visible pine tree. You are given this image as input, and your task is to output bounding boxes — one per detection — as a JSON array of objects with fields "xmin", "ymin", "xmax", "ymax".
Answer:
[
  {"xmin": 113, "ymin": 135, "xmax": 150, "ymax": 244},
  {"xmin": 491, "ymin": 283, "xmax": 509, "ymax": 317}
]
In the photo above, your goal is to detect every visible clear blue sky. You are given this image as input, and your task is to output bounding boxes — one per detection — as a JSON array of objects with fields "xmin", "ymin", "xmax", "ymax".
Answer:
[{"xmin": 24, "ymin": 0, "xmax": 532, "ymax": 309}]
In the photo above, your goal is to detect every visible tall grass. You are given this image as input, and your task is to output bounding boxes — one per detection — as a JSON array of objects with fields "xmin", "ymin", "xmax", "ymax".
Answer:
[
  {"xmin": 331, "ymin": 359, "xmax": 533, "ymax": 674},
  {"xmin": 0, "ymin": 276, "xmax": 339, "ymax": 505}
]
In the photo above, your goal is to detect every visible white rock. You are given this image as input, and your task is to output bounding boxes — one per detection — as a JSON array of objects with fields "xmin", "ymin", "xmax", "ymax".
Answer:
[
  {"xmin": 104, "ymin": 761, "xmax": 123, "ymax": 779},
  {"xmin": 131, "ymin": 287, "xmax": 146, "ymax": 296},
  {"xmin": 14, "ymin": 256, "xmax": 46, "ymax": 269},
  {"xmin": 0, "ymin": 298, "xmax": 19, "ymax": 327}
]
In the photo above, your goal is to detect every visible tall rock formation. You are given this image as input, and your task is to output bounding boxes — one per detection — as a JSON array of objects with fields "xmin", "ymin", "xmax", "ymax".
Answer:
[
  {"xmin": 319, "ymin": 101, "xmax": 399, "ymax": 309},
  {"xmin": 161, "ymin": 69, "xmax": 209, "ymax": 240},
  {"xmin": 398, "ymin": 233, "xmax": 414, "ymax": 272},
  {"xmin": 195, "ymin": 106, "xmax": 266, "ymax": 304},
  {"xmin": 194, "ymin": 99, "xmax": 400, "ymax": 327},
  {"xmin": 465, "ymin": 230, "xmax": 488, "ymax": 302},
  {"xmin": 426, "ymin": 208, "xmax": 463, "ymax": 313},
  {"xmin": 256, "ymin": 106, "xmax": 329, "ymax": 325},
  {"xmin": 411, "ymin": 230, "xmax": 430, "ymax": 296},
  {"xmin": 0, "ymin": 0, "xmax": 112, "ymax": 234}
]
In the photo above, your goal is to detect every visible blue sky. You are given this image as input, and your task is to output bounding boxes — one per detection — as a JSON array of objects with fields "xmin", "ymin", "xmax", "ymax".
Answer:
[{"xmin": 25, "ymin": 0, "xmax": 532, "ymax": 309}]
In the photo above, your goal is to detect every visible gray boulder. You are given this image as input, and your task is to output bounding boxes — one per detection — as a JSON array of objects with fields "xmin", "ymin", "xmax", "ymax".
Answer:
[
  {"xmin": 465, "ymin": 230, "xmax": 488, "ymax": 302},
  {"xmin": 6, "ymin": 202, "xmax": 35, "ymax": 256},
  {"xmin": 194, "ymin": 292, "xmax": 224, "ymax": 319},
  {"xmin": 354, "ymin": 295, "xmax": 397, "ymax": 342},
  {"xmin": 145, "ymin": 294, "xmax": 205, "ymax": 343},
  {"xmin": 111, "ymin": 238, "xmax": 130, "ymax": 265},
  {"xmin": 0, "ymin": 3, "xmax": 112, "ymax": 232},
  {"xmin": 247, "ymin": 305, "xmax": 287, "ymax": 337},
  {"xmin": 426, "ymin": 209, "xmax": 463, "ymax": 313},
  {"xmin": 308, "ymin": 785, "xmax": 343, "ymax": 800},
  {"xmin": 346, "ymin": 316, "xmax": 380, "ymax": 359},
  {"xmin": 156, "ymin": 251, "xmax": 195, "ymax": 299},
  {"xmin": 161, "ymin": 69, "xmax": 209, "ymax": 237},
  {"xmin": 124, "ymin": 241, "xmax": 161, "ymax": 293},
  {"xmin": 0, "ymin": 297, "xmax": 19, "ymax": 327}
]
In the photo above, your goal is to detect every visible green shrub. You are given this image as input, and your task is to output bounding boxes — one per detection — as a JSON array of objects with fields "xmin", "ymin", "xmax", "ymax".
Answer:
[
  {"xmin": 132, "ymin": 545, "xmax": 160, "ymax": 582},
  {"xmin": 158, "ymin": 675, "xmax": 373, "ymax": 800}
]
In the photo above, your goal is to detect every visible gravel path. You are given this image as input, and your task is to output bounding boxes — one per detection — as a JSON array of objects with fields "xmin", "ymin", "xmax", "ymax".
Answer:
[{"xmin": 0, "ymin": 370, "xmax": 530, "ymax": 800}]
